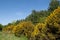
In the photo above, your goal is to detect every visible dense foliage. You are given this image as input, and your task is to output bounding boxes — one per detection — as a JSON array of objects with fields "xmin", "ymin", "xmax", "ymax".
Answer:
[
  {"xmin": 1, "ymin": 0, "xmax": 60, "ymax": 40},
  {"xmin": 45, "ymin": 7, "xmax": 60, "ymax": 40},
  {"xmin": 25, "ymin": 10, "xmax": 49, "ymax": 24},
  {"xmin": 48, "ymin": 0, "xmax": 60, "ymax": 12},
  {"xmin": 12, "ymin": 21, "xmax": 34, "ymax": 38},
  {"xmin": 0, "ymin": 24, "xmax": 3, "ymax": 31}
]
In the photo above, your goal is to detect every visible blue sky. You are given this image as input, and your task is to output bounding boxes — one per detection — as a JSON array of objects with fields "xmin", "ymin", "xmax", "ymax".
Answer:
[{"xmin": 0, "ymin": 0, "xmax": 50, "ymax": 25}]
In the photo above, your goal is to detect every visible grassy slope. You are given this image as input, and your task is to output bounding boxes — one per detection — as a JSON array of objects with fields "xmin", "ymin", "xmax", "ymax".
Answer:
[{"xmin": 0, "ymin": 31, "xmax": 28, "ymax": 40}]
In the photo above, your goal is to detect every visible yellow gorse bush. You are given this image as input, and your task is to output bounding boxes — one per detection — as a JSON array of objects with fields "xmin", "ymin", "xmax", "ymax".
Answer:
[
  {"xmin": 31, "ymin": 23, "xmax": 45, "ymax": 37},
  {"xmin": 13, "ymin": 21, "xmax": 34, "ymax": 37},
  {"xmin": 46, "ymin": 7, "xmax": 60, "ymax": 23},
  {"xmin": 45, "ymin": 7, "xmax": 60, "ymax": 34},
  {"xmin": 3, "ymin": 25, "xmax": 15, "ymax": 34}
]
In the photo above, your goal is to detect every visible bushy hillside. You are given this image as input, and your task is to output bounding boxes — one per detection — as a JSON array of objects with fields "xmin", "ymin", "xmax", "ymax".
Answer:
[{"xmin": 1, "ymin": 0, "xmax": 60, "ymax": 40}]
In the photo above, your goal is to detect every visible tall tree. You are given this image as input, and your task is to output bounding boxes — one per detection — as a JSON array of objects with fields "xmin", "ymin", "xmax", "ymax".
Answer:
[
  {"xmin": 48, "ymin": 0, "xmax": 60, "ymax": 12},
  {"xmin": 25, "ymin": 10, "xmax": 49, "ymax": 24}
]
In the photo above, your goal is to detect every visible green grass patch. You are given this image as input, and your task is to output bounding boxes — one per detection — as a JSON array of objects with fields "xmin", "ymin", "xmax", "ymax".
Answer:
[{"xmin": 0, "ymin": 31, "xmax": 28, "ymax": 40}]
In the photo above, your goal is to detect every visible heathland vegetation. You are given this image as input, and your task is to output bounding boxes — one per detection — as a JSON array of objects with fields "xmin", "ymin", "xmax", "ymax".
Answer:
[{"xmin": 0, "ymin": 0, "xmax": 60, "ymax": 40}]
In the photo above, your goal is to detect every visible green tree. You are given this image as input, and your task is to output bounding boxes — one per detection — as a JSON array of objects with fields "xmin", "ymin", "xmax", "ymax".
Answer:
[
  {"xmin": 48, "ymin": 0, "xmax": 60, "ymax": 12},
  {"xmin": 0, "ymin": 24, "xmax": 3, "ymax": 31},
  {"xmin": 26, "ymin": 10, "xmax": 49, "ymax": 24}
]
